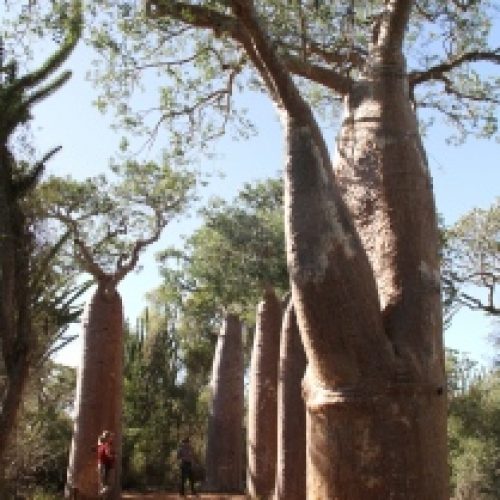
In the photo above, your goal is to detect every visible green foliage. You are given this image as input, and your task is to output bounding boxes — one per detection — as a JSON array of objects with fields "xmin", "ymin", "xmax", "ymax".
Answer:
[
  {"xmin": 442, "ymin": 198, "xmax": 500, "ymax": 320},
  {"xmin": 121, "ymin": 315, "xmax": 207, "ymax": 490},
  {"xmin": 157, "ymin": 177, "xmax": 287, "ymax": 324},
  {"xmin": 37, "ymin": 157, "xmax": 198, "ymax": 279},
  {"xmin": 149, "ymin": 177, "xmax": 287, "ymax": 386},
  {"xmin": 448, "ymin": 368, "xmax": 500, "ymax": 499},
  {"xmin": 0, "ymin": 0, "xmax": 83, "ymax": 468},
  {"xmin": 1, "ymin": 362, "xmax": 75, "ymax": 496},
  {"xmin": 87, "ymin": 0, "xmax": 500, "ymax": 155}
]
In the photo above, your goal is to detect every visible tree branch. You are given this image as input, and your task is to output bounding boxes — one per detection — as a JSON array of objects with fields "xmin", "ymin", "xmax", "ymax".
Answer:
[
  {"xmin": 144, "ymin": 1, "xmax": 243, "ymax": 42},
  {"xmin": 409, "ymin": 49, "xmax": 500, "ymax": 89},
  {"xmin": 9, "ymin": 0, "xmax": 82, "ymax": 93},
  {"xmin": 281, "ymin": 53, "xmax": 351, "ymax": 94}
]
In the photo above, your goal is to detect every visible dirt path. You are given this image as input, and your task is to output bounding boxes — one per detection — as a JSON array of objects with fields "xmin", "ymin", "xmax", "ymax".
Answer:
[{"xmin": 122, "ymin": 494, "xmax": 246, "ymax": 500}]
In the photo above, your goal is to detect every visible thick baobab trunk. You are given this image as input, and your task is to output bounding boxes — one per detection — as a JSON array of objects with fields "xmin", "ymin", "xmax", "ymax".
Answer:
[
  {"xmin": 286, "ymin": 56, "xmax": 447, "ymax": 499},
  {"xmin": 302, "ymin": 51, "xmax": 446, "ymax": 499},
  {"xmin": 205, "ymin": 313, "xmax": 244, "ymax": 493},
  {"xmin": 247, "ymin": 287, "xmax": 282, "ymax": 499},
  {"xmin": 65, "ymin": 283, "xmax": 124, "ymax": 500},
  {"xmin": 275, "ymin": 300, "xmax": 307, "ymax": 500},
  {"xmin": 218, "ymin": 0, "xmax": 448, "ymax": 493}
]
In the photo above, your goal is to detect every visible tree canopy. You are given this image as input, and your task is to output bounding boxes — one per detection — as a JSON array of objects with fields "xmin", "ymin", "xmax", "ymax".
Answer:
[
  {"xmin": 442, "ymin": 198, "xmax": 500, "ymax": 320},
  {"xmin": 84, "ymin": 0, "xmax": 500, "ymax": 151},
  {"xmin": 37, "ymin": 158, "xmax": 197, "ymax": 287}
]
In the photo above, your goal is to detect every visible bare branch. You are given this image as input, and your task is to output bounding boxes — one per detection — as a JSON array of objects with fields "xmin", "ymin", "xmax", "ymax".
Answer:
[
  {"xmin": 281, "ymin": 53, "xmax": 351, "ymax": 93},
  {"xmin": 145, "ymin": 1, "xmax": 243, "ymax": 42},
  {"xmin": 410, "ymin": 49, "xmax": 500, "ymax": 89}
]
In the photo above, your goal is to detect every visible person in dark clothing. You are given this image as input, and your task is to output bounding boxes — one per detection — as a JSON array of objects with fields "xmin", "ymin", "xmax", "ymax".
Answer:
[{"xmin": 177, "ymin": 437, "xmax": 196, "ymax": 495}]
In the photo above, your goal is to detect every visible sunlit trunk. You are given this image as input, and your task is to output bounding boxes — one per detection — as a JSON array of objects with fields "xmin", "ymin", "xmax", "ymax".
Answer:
[
  {"xmin": 205, "ymin": 313, "xmax": 244, "ymax": 493},
  {"xmin": 65, "ymin": 283, "xmax": 123, "ymax": 500},
  {"xmin": 247, "ymin": 287, "xmax": 282, "ymax": 499},
  {"xmin": 275, "ymin": 300, "xmax": 306, "ymax": 500},
  {"xmin": 286, "ymin": 52, "xmax": 447, "ymax": 498}
]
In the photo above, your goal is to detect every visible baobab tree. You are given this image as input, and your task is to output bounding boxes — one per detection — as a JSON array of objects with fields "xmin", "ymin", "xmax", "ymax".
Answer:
[
  {"xmin": 247, "ymin": 287, "xmax": 282, "ymax": 498},
  {"xmin": 39, "ymin": 162, "xmax": 196, "ymax": 499},
  {"xmin": 205, "ymin": 313, "xmax": 244, "ymax": 493},
  {"xmin": 0, "ymin": 0, "xmax": 81, "ymax": 465},
  {"xmin": 275, "ymin": 299, "xmax": 306, "ymax": 500},
  {"xmin": 92, "ymin": 1, "xmax": 499, "ymax": 497}
]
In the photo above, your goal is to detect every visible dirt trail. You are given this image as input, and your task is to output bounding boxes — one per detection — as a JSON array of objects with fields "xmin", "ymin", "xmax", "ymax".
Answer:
[{"xmin": 122, "ymin": 494, "xmax": 246, "ymax": 500}]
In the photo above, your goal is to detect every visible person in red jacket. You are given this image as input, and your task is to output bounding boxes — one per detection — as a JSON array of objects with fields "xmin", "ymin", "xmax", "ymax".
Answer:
[{"xmin": 97, "ymin": 430, "xmax": 115, "ymax": 497}]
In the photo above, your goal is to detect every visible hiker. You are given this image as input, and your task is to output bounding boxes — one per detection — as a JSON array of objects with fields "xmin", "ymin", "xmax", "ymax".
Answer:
[
  {"xmin": 97, "ymin": 430, "xmax": 115, "ymax": 497},
  {"xmin": 177, "ymin": 437, "xmax": 196, "ymax": 496}
]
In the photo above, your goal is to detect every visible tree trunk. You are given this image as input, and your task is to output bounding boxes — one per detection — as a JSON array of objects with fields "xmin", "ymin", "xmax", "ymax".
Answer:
[
  {"xmin": 205, "ymin": 313, "xmax": 244, "ymax": 493},
  {"xmin": 0, "ymin": 147, "xmax": 33, "ymax": 466},
  {"xmin": 65, "ymin": 283, "xmax": 124, "ymax": 500},
  {"xmin": 247, "ymin": 287, "xmax": 282, "ymax": 499},
  {"xmin": 300, "ymin": 51, "xmax": 447, "ymax": 500},
  {"xmin": 224, "ymin": 2, "xmax": 448, "ymax": 497},
  {"xmin": 275, "ymin": 300, "xmax": 306, "ymax": 500}
]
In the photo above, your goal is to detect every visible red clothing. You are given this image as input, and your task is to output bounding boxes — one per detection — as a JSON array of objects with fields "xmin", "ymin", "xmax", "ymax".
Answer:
[{"xmin": 97, "ymin": 442, "xmax": 115, "ymax": 468}]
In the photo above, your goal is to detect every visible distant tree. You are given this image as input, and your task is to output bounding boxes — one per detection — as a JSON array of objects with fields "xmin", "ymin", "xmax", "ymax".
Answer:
[
  {"xmin": 205, "ymin": 313, "xmax": 244, "ymax": 493},
  {"xmin": 247, "ymin": 287, "xmax": 282, "ymax": 498},
  {"xmin": 121, "ymin": 308, "xmax": 207, "ymax": 491},
  {"xmin": 275, "ymin": 299, "xmax": 306, "ymax": 500},
  {"xmin": 0, "ymin": 0, "xmax": 81, "ymax": 466},
  {"xmin": 38, "ymin": 160, "xmax": 196, "ymax": 498},
  {"xmin": 442, "ymin": 199, "xmax": 500, "ymax": 322},
  {"xmin": 154, "ymin": 177, "xmax": 287, "ymax": 383}
]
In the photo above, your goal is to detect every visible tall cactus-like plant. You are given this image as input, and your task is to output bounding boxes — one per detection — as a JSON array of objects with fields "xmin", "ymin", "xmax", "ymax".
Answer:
[
  {"xmin": 275, "ymin": 299, "xmax": 306, "ymax": 500},
  {"xmin": 205, "ymin": 313, "xmax": 244, "ymax": 493},
  {"xmin": 247, "ymin": 287, "xmax": 282, "ymax": 498},
  {"xmin": 0, "ymin": 0, "xmax": 81, "ymax": 465}
]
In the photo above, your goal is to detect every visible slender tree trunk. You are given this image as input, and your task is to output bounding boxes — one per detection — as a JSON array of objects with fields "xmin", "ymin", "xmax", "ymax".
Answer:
[
  {"xmin": 275, "ymin": 300, "xmax": 306, "ymax": 500},
  {"xmin": 65, "ymin": 283, "xmax": 123, "ymax": 500},
  {"xmin": 247, "ymin": 287, "xmax": 282, "ymax": 499},
  {"xmin": 205, "ymin": 313, "xmax": 244, "ymax": 493}
]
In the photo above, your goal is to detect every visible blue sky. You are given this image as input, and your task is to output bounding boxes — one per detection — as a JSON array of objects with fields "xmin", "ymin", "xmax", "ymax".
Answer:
[{"xmin": 26, "ymin": 40, "xmax": 499, "ymax": 369}]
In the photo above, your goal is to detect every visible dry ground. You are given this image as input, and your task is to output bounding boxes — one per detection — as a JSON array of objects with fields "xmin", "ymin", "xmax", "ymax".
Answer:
[{"xmin": 122, "ymin": 493, "xmax": 246, "ymax": 499}]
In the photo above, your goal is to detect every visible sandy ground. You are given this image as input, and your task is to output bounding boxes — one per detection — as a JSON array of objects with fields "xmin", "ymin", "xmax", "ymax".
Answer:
[{"xmin": 122, "ymin": 494, "xmax": 246, "ymax": 499}]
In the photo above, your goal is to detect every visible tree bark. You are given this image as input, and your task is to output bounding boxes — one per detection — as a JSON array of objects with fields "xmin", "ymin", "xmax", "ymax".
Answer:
[
  {"xmin": 225, "ymin": 1, "xmax": 447, "ymax": 498},
  {"xmin": 205, "ymin": 313, "xmax": 244, "ymax": 493},
  {"xmin": 65, "ymin": 283, "xmax": 124, "ymax": 500},
  {"xmin": 247, "ymin": 287, "xmax": 282, "ymax": 499},
  {"xmin": 275, "ymin": 300, "xmax": 307, "ymax": 500},
  {"xmin": 0, "ymin": 146, "xmax": 33, "ymax": 466}
]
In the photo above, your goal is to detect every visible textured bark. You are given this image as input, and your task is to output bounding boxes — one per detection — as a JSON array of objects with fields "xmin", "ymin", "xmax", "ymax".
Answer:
[
  {"xmin": 144, "ymin": 1, "xmax": 449, "ymax": 497},
  {"xmin": 224, "ymin": 2, "xmax": 448, "ymax": 498},
  {"xmin": 275, "ymin": 300, "xmax": 306, "ymax": 500},
  {"xmin": 65, "ymin": 283, "xmax": 124, "ymax": 500},
  {"xmin": 0, "ymin": 146, "xmax": 33, "ymax": 464},
  {"xmin": 205, "ymin": 313, "xmax": 244, "ymax": 493},
  {"xmin": 247, "ymin": 288, "xmax": 282, "ymax": 499}
]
